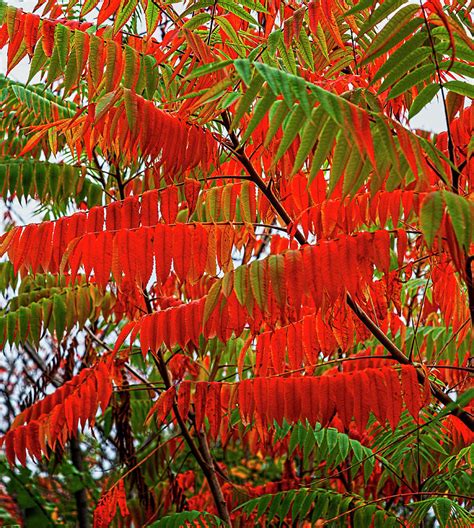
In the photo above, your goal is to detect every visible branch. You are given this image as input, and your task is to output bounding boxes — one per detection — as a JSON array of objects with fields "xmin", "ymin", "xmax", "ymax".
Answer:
[
  {"xmin": 346, "ymin": 295, "xmax": 474, "ymax": 431},
  {"xmin": 70, "ymin": 437, "xmax": 90, "ymax": 528},
  {"xmin": 150, "ymin": 348, "xmax": 232, "ymax": 525},
  {"xmin": 221, "ymin": 110, "xmax": 474, "ymax": 432},
  {"xmin": 419, "ymin": 0, "xmax": 460, "ymax": 193}
]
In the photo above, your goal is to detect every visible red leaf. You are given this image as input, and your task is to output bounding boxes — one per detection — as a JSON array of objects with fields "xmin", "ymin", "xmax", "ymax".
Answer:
[
  {"xmin": 177, "ymin": 381, "xmax": 192, "ymax": 422},
  {"xmin": 121, "ymin": 196, "xmax": 140, "ymax": 229},
  {"xmin": 4, "ymin": 430, "xmax": 16, "ymax": 466},
  {"xmin": 206, "ymin": 382, "xmax": 222, "ymax": 440},
  {"xmin": 15, "ymin": 426, "xmax": 27, "ymax": 466},
  {"xmin": 160, "ymin": 186, "xmax": 179, "ymax": 224},
  {"xmin": 154, "ymin": 225, "xmax": 172, "ymax": 285},
  {"xmin": 194, "ymin": 382, "xmax": 208, "ymax": 432},
  {"xmin": 238, "ymin": 379, "xmax": 254, "ymax": 426},
  {"xmin": 97, "ymin": 0, "xmax": 121, "ymax": 26},
  {"xmin": 147, "ymin": 386, "xmax": 176, "ymax": 425},
  {"xmin": 352, "ymin": 370, "xmax": 371, "ymax": 430},
  {"xmin": 26, "ymin": 421, "xmax": 43, "ymax": 462},
  {"xmin": 253, "ymin": 377, "xmax": 269, "ymax": 424},
  {"xmin": 141, "ymin": 190, "xmax": 159, "ymax": 226},
  {"xmin": 371, "ymin": 368, "xmax": 389, "ymax": 426},
  {"xmin": 318, "ymin": 375, "xmax": 333, "ymax": 426},
  {"xmin": 184, "ymin": 179, "xmax": 201, "ymax": 216},
  {"xmin": 384, "ymin": 367, "xmax": 402, "ymax": 430},
  {"xmin": 283, "ymin": 378, "xmax": 301, "ymax": 423},
  {"xmin": 95, "ymin": 363, "xmax": 114, "ymax": 414},
  {"xmin": 373, "ymin": 230, "xmax": 391, "ymax": 276},
  {"xmin": 173, "ymin": 223, "xmax": 191, "ymax": 282},
  {"xmin": 401, "ymin": 365, "xmax": 422, "ymax": 420},
  {"xmin": 338, "ymin": 374, "xmax": 354, "ymax": 429}
]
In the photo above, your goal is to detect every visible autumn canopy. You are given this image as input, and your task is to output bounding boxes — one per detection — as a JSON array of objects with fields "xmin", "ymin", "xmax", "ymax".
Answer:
[{"xmin": 0, "ymin": 0, "xmax": 473, "ymax": 526}]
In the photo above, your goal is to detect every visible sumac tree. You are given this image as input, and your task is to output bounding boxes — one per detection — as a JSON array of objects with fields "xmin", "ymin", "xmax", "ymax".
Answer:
[{"xmin": 0, "ymin": 0, "xmax": 473, "ymax": 526}]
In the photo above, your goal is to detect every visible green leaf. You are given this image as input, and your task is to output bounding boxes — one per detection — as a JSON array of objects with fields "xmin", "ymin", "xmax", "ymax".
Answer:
[
  {"xmin": 123, "ymin": 45, "xmax": 139, "ymax": 89},
  {"xmin": 297, "ymin": 26, "xmax": 314, "ymax": 70},
  {"xmin": 249, "ymin": 260, "xmax": 266, "ymax": 310},
  {"xmin": 310, "ymin": 85, "xmax": 343, "ymax": 124},
  {"xmin": 18, "ymin": 306, "xmax": 29, "ymax": 342},
  {"xmin": 277, "ymin": 36, "xmax": 297, "ymax": 75},
  {"xmin": 217, "ymin": 0, "xmax": 258, "ymax": 25},
  {"xmin": 388, "ymin": 63, "xmax": 436, "ymax": 100},
  {"xmin": 264, "ymin": 99, "xmax": 289, "ymax": 147},
  {"xmin": 345, "ymin": 0, "xmax": 374, "ymax": 16},
  {"xmin": 203, "ymin": 281, "xmax": 222, "ymax": 326},
  {"xmin": 28, "ymin": 41, "xmax": 47, "ymax": 83},
  {"xmin": 182, "ymin": 12, "xmax": 211, "ymax": 29},
  {"xmin": 433, "ymin": 498, "xmax": 452, "ymax": 527},
  {"xmin": 328, "ymin": 133, "xmax": 350, "ymax": 196},
  {"xmin": 373, "ymin": 510, "xmax": 387, "ymax": 528},
  {"xmin": 291, "ymin": 107, "xmax": 324, "ymax": 176},
  {"xmin": 267, "ymin": 254, "xmax": 285, "ymax": 310},
  {"xmin": 309, "ymin": 115, "xmax": 336, "ymax": 183},
  {"xmin": 54, "ymin": 24, "xmax": 70, "ymax": 71},
  {"xmin": 53, "ymin": 294, "xmax": 66, "ymax": 342},
  {"xmin": 342, "ymin": 146, "xmax": 364, "ymax": 198},
  {"xmin": 145, "ymin": 0, "xmax": 160, "ymax": 34},
  {"xmin": 444, "ymin": 191, "xmax": 473, "ymax": 249},
  {"xmin": 377, "ymin": 47, "xmax": 432, "ymax": 94},
  {"xmin": 240, "ymin": 88, "xmax": 276, "ymax": 143},
  {"xmin": 184, "ymin": 59, "xmax": 233, "ymax": 81},
  {"xmin": 148, "ymin": 510, "xmax": 222, "ymax": 527},
  {"xmin": 63, "ymin": 45, "xmax": 78, "ymax": 94},
  {"xmin": 354, "ymin": 504, "xmax": 376, "ymax": 528},
  {"xmin": 372, "ymin": 31, "xmax": 427, "ymax": 84},
  {"xmin": 231, "ymin": 72, "xmax": 264, "ymax": 129},
  {"xmin": 295, "ymin": 491, "xmax": 315, "ymax": 522},
  {"xmin": 80, "ymin": 0, "xmax": 100, "ymax": 17},
  {"xmin": 255, "ymin": 62, "xmax": 296, "ymax": 108},
  {"xmin": 113, "ymin": 0, "xmax": 138, "ymax": 34},
  {"xmin": 240, "ymin": 181, "xmax": 254, "ymax": 223},
  {"xmin": 312, "ymin": 492, "xmax": 330, "ymax": 521},
  {"xmin": 278, "ymin": 490, "xmax": 295, "ymax": 523},
  {"xmin": 420, "ymin": 191, "xmax": 444, "ymax": 247},
  {"xmin": 215, "ymin": 16, "xmax": 246, "ymax": 57},
  {"xmin": 408, "ymin": 84, "xmax": 440, "ymax": 119},
  {"xmin": 444, "ymin": 80, "xmax": 474, "ymax": 99},
  {"xmin": 364, "ymin": 455, "xmax": 375, "ymax": 483},
  {"xmin": 273, "ymin": 103, "xmax": 305, "ymax": 166},
  {"xmin": 256, "ymin": 494, "xmax": 272, "ymax": 517},
  {"xmin": 29, "ymin": 302, "xmax": 42, "ymax": 347},
  {"xmin": 358, "ymin": 0, "xmax": 406, "ymax": 34},
  {"xmin": 361, "ymin": 5, "xmax": 421, "ymax": 64}
]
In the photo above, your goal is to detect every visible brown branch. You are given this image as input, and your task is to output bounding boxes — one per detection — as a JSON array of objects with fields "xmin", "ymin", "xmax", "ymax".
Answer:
[
  {"xmin": 346, "ymin": 295, "xmax": 474, "ymax": 430},
  {"xmin": 419, "ymin": 0, "xmax": 460, "ymax": 193},
  {"xmin": 70, "ymin": 437, "xmax": 90, "ymax": 528},
  {"xmin": 221, "ymin": 110, "xmax": 474, "ymax": 432},
  {"xmin": 142, "ymin": 291, "xmax": 232, "ymax": 524},
  {"xmin": 63, "ymin": 349, "xmax": 90, "ymax": 528},
  {"xmin": 150, "ymin": 348, "xmax": 232, "ymax": 525},
  {"xmin": 221, "ymin": 111, "xmax": 307, "ymax": 246}
]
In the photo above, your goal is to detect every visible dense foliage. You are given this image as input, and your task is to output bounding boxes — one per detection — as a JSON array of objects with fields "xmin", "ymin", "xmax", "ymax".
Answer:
[{"xmin": 0, "ymin": 0, "xmax": 473, "ymax": 526}]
